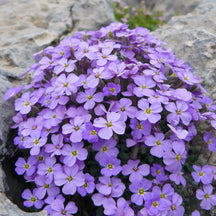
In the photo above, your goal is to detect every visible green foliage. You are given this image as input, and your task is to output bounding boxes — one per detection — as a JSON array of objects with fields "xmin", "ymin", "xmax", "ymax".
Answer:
[{"xmin": 113, "ymin": 1, "xmax": 164, "ymax": 31}]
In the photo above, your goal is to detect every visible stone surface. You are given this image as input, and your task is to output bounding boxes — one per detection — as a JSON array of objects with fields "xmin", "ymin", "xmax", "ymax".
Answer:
[
  {"xmin": 0, "ymin": 192, "xmax": 47, "ymax": 216},
  {"xmin": 153, "ymin": 0, "xmax": 216, "ymax": 100},
  {"xmin": 0, "ymin": 74, "xmax": 16, "ymax": 161},
  {"xmin": 0, "ymin": 0, "xmax": 114, "ymax": 215},
  {"xmin": 145, "ymin": 0, "xmax": 203, "ymax": 22}
]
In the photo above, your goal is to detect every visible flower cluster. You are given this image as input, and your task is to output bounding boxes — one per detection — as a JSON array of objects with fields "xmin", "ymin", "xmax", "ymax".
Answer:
[{"xmin": 4, "ymin": 22, "xmax": 216, "ymax": 215}]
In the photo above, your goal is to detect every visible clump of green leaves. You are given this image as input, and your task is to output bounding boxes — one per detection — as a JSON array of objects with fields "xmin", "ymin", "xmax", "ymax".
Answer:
[{"xmin": 113, "ymin": 1, "xmax": 164, "ymax": 31}]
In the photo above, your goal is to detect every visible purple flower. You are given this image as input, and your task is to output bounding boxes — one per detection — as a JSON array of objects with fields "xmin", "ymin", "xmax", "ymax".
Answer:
[
  {"xmin": 37, "ymin": 157, "xmax": 61, "ymax": 181},
  {"xmin": 50, "ymin": 199, "xmax": 78, "ymax": 216},
  {"xmin": 54, "ymin": 73, "xmax": 79, "ymax": 96},
  {"xmin": 130, "ymin": 118, "xmax": 151, "ymax": 140},
  {"xmin": 163, "ymin": 140, "xmax": 187, "ymax": 173},
  {"xmin": 93, "ymin": 138, "xmax": 119, "ymax": 161},
  {"xmin": 192, "ymin": 165, "xmax": 213, "ymax": 185},
  {"xmin": 103, "ymin": 83, "xmax": 121, "ymax": 96},
  {"xmin": 4, "ymin": 85, "xmax": 23, "ymax": 101},
  {"xmin": 54, "ymin": 164, "xmax": 85, "ymax": 195},
  {"xmin": 203, "ymin": 132, "xmax": 216, "ymax": 152},
  {"xmin": 96, "ymin": 48, "xmax": 117, "ymax": 66},
  {"xmin": 20, "ymin": 116, "xmax": 44, "ymax": 137},
  {"xmin": 15, "ymin": 156, "xmax": 37, "ymax": 176},
  {"xmin": 169, "ymin": 172, "xmax": 186, "ymax": 186},
  {"xmin": 111, "ymin": 98, "xmax": 137, "ymax": 121},
  {"xmin": 24, "ymin": 134, "xmax": 47, "ymax": 155},
  {"xmin": 62, "ymin": 116, "xmax": 86, "ymax": 143},
  {"xmin": 76, "ymin": 88, "xmax": 104, "ymax": 110},
  {"xmin": 133, "ymin": 75, "xmax": 156, "ymax": 97},
  {"xmin": 61, "ymin": 142, "xmax": 88, "ymax": 167},
  {"xmin": 167, "ymin": 193, "xmax": 185, "ymax": 216},
  {"xmin": 137, "ymin": 99, "xmax": 162, "ymax": 124},
  {"xmin": 106, "ymin": 197, "xmax": 135, "ymax": 216},
  {"xmin": 196, "ymin": 184, "xmax": 216, "ymax": 210},
  {"xmin": 129, "ymin": 178, "xmax": 152, "ymax": 206},
  {"xmin": 96, "ymin": 176, "xmax": 125, "ymax": 197},
  {"xmin": 93, "ymin": 112, "xmax": 126, "ymax": 140},
  {"xmin": 15, "ymin": 92, "xmax": 37, "ymax": 114},
  {"xmin": 87, "ymin": 66, "xmax": 113, "ymax": 88},
  {"xmin": 165, "ymin": 100, "xmax": 192, "ymax": 126},
  {"xmin": 35, "ymin": 176, "xmax": 60, "ymax": 199},
  {"xmin": 22, "ymin": 188, "xmax": 44, "ymax": 209},
  {"xmin": 144, "ymin": 187, "xmax": 171, "ymax": 215},
  {"xmin": 77, "ymin": 173, "xmax": 95, "ymax": 197},
  {"xmin": 145, "ymin": 133, "xmax": 171, "ymax": 158},
  {"xmin": 122, "ymin": 160, "xmax": 150, "ymax": 182},
  {"xmin": 192, "ymin": 210, "xmax": 200, "ymax": 216},
  {"xmin": 82, "ymin": 122, "xmax": 99, "ymax": 143},
  {"xmin": 151, "ymin": 163, "xmax": 168, "ymax": 182},
  {"xmin": 44, "ymin": 134, "xmax": 64, "ymax": 157},
  {"xmin": 54, "ymin": 58, "xmax": 76, "ymax": 74},
  {"xmin": 100, "ymin": 155, "xmax": 122, "ymax": 177}
]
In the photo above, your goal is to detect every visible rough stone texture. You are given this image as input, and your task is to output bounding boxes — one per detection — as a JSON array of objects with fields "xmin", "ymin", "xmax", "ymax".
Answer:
[
  {"xmin": 0, "ymin": 0, "xmax": 114, "ymax": 215},
  {"xmin": 153, "ymin": 0, "xmax": 216, "ymax": 100},
  {"xmin": 145, "ymin": 0, "xmax": 203, "ymax": 22},
  {"xmin": 0, "ymin": 75, "xmax": 16, "ymax": 161},
  {"xmin": 0, "ymin": 192, "xmax": 47, "ymax": 216}
]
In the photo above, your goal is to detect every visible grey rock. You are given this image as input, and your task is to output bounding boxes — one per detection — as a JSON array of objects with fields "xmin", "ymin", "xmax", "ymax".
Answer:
[
  {"xmin": 0, "ymin": 0, "xmax": 114, "ymax": 215},
  {"xmin": 69, "ymin": 0, "xmax": 115, "ymax": 32},
  {"xmin": 0, "ymin": 74, "xmax": 15, "ymax": 161},
  {"xmin": 153, "ymin": 0, "xmax": 216, "ymax": 99},
  {"xmin": 0, "ymin": 192, "xmax": 47, "ymax": 216},
  {"xmin": 145, "ymin": 0, "xmax": 203, "ymax": 22}
]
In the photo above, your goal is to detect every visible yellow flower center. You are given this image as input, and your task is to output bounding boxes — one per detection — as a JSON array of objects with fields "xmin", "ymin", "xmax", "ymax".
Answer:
[
  {"xmin": 156, "ymin": 140, "xmax": 162, "ymax": 146},
  {"xmin": 47, "ymin": 167, "xmax": 53, "ymax": 173},
  {"xmin": 137, "ymin": 124, "xmax": 142, "ymax": 130},
  {"xmin": 110, "ymin": 88, "xmax": 116, "ymax": 93},
  {"xmin": 30, "ymin": 196, "xmax": 36, "ymax": 203},
  {"xmin": 102, "ymin": 146, "xmax": 108, "ymax": 152},
  {"xmin": 25, "ymin": 101, "xmax": 30, "ymax": 106},
  {"xmin": 152, "ymin": 201, "xmax": 159, "ymax": 207},
  {"xmin": 106, "ymin": 122, "xmax": 113, "ymax": 127},
  {"xmin": 71, "ymin": 150, "xmax": 78, "ymax": 157},
  {"xmin": 64, "ymin": 63, "xmax": 69, "ymax": 68},
  {"xmin": 161, "ymin": 193, "xmax": 166, "ymax": 198},
  {"xmin": 61, "ymin": 210, "xmax": 67, "ymax": 215},
  {"xmin": 87, "ymin": 95, "xmax": 93, "ymax": 100},
  {"xmin": 67, "ymin": 176, "xmax": 73, "ymax": 182},
  {"xmin": 90, "ymin": 130, "xmax": 96, "ymax": 135},
  {"xmin": 38, "ymin": 155, "xmax": 44, "ymax": 161},
  {"xmin": 142, "ymin": 85, "xmax": 147, "ymax": 89},
  {"xmin": 74, "ymin": 126, "xmax": 79, "ymax": 131},
  {"xmin": 24, "ymin": 164, "xmax": 30, "ymax": 170},
  {"xmin": 176, "ymin": 110, "xmax": 181, "ymax": 115},
  {"xmin": 63, "ymin": 83, "xmax": 68, "ymax": 87},
  {"xmin": 120, "ymin": 106, "xmax": 126, "ymax": 111},
  {"xmin": 44, "ymin": 184, "xmax": 50, "ymax": 189},
  {"xmin": 156, "ymin": 169, "xmax": 161, "ymax": 174},
  {"xmin": 107, "ymin": 164, "xmax": 113, "ymax": 169},
  {"xmin": 84, "ymin": 182, "xmax": 88, "ymax": 188},
  {"xmin": 171, "ymin": 205, "xmax": 176, "ymax": 210},
  {"xmin": 176, "ymin": 154, "xmax": 181, "ymax": 161},
  {"xmin": 204, "ymin": 193, "xmax": 210, "ymax": 199},
  {"xmin": 34, "ymin": 139, "xmax": 39, "ymax": 145},
  {"xmin": 198, "ymin": 171, "xmax": 204, "ymax": 177},
  {"xmin": 138, "ymin": 188, "xmax": 145, "ymax": 195},
  {"xmin": 133, "ymin": 167, "xmax": 138, "ymax": 172},
  {"xmin": 145, "ymin": 108, "xmax": 152, "ymax": 114}
]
